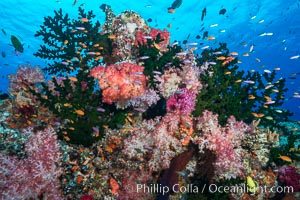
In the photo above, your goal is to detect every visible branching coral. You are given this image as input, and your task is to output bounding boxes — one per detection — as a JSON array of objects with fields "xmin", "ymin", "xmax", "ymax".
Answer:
[{"xmin": 0, "ymin": 126, "xmax": 63, "ymax": 200}]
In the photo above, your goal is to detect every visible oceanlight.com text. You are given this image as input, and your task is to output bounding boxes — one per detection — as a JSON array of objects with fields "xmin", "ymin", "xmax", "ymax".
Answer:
[
  {"xmin": 133, "ymin": 183, "xmax": 294, "ymax": 195},
  {"xmin": 208, "ymin": 183, "xmax": 294, "ymax": 194}
]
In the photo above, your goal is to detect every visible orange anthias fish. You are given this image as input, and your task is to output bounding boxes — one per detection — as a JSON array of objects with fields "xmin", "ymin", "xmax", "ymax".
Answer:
[
  {"xmin": 75, "ymin": 109, "xmax": 85, "ymax": 116},
  {"xmin": 168, "ymin": 8, "xmax": 175, "ymax": 13},
  {"xmin": 216, "ymin": 56, "xmax": 226, "ymax": 60},
  {"xmin": 207, "ymin": 36, "xmax": 215, "ymax": 41},
  {"xmin": 278, "ymin": 155, "xmax": 292, "ymax": 162},
  {"xmin": 109, "ymin": 178, "xmax": 119, "ymax": 195}
]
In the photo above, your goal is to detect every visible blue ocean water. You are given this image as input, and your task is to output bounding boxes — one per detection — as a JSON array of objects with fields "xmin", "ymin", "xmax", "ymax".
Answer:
[{"xmin": 0, "ymin": 0, "xmax": 299, "ymax": 119}]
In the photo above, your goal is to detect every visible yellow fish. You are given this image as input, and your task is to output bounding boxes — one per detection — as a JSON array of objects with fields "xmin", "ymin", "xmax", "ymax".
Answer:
[{"xmin": 247, "ymin": 176, "xmax": 258, "ymax": 193}]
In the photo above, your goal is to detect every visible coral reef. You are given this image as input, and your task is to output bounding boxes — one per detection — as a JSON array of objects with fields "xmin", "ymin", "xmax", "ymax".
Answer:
[{"xmin": 1, "ymin": 4, "xmax": 298, "ymax": 200}]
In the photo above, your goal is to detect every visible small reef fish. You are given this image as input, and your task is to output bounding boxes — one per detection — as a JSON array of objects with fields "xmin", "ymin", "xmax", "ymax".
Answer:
[
  {"xmin": 243, "ymin": 80, "xmax": 255, "ymax": 84},
  {"xmin": 201, "ymin": 45, "xmax": 210, "ymax": 50},
  {"xmin": 230, "ymin": 52, "xmax": 238, "ymax": 56},
  {"xmin": 264, "ymin": 70, "xmax": 272, "ymax": 74},
  {"xmin": 252, "ymin": 113, "xmax": 265, "ymax": 118},
  {"xmin": 265, "ymin": 84, "xmax": 274, "ymax": 90},
  {"xmin": 258, "ymin": 19, "xmax": 265, "ymax": 24},
  {"xmin": 210, "ymin": 23, "xmax": 218, "ymax": 28},
  {"xmin": 97, "ymin": 107, "xmax": 105, "ymax": 112},
  {"xmin": 69, "ymin": 77, "xmax": 78, "ymax": 82},
  {"xmin": 248, "ymin": 95, "xmax": 256, "ymax": 100},
  {"xmin": 75, "ymin": 27, "xmax": 85, "ymax": 30},
  {"xmin": 249, "ymin": 45, "xmax": 254, "ymax": 52},
  {"xmin": 278, "ymin": 155, "xmax": 292, "ymax": 162},
  {"xmin": 247, "ymin": 176, "xmax": 258, "ymax": 193},
  {"xmin": 250, "ymin": 16, "xmax": 256, "ymax": 20},
  {"xmin": 139, "ymin": 56, "xmax": 150, "ymax": 60},
  {"xmin": 207, "ymin": 36, "xmax": 215, "ymax": 40},
  {"xmin": 168, "ymin": 8, "xmax": 176, "ymax": 13},
  {"xmin": 169, "ymin": 0, "xmax": 182, "ymax": 9},
  {"xmin": 201, "ymin": 8, "xmax": 207, "ymax": 21},
  {"xmin": 216, "ymin": 56, "xmax": 226, "ymax": 60},
  {"xmin": 61, "ymin": 61, "xmax": 69, "ymax": 65},
  {"xmin": 186, "ymin": 42, "xmax": 198, "ymax": 46},
  {"xmin": 290, "ymin": 55, "xmax": 299, "ymax": 60},
  {"xmin": 81, "ymin": 18, "xmax": 89, "ymax": 23},
  {"xmin": 264, "ymin": 101, "xmax": 275, "ymax": 105},
  {"xmin": 213, "ymin": 51, "xmax": 222, "ymax": 55},
  {"xmin": 2, "ymin": 28, "xmax": 7, "ymax": 35},
  {"xmin": 73, "ymin": 0, "xmax": 78, "ymax": 6},
  {"xmin": 259, "ymin": 32, "xmax": 273, "ymax": 36},
  {"xmin": 152, "ymin": 70, "xmax": 162, "ymax": 75},
  {"xmin": 11, "ymin": 35, "xmax": 24, "ymax": 53},
  {"xmin": 293, "ymin": 94, "xmax": 300, "ymax": 98},
  {"xmin": 75, "ymin": 109, "xmax": 85, "ymax": 116},
  {"xmin": 208, "ymin": 62, "xmax": 217, "ymax": 65},
  {"xmin": 265, "ymin": 116, "xmax": 273, "ymax": 120},
  {"xmin": 219, "ymin": 8, "xmax": 226, "ymax": 15}
]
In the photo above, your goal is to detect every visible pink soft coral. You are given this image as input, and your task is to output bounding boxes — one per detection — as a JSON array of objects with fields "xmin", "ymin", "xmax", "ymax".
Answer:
[
  {"xmin": 0, "ymin": 126, "xmax": 63, "ymax": 200},
  {"xmin": 90, "ymin": 62, "xmax": 146, "ymax": 104},
  {"xmin": 166, "ymin": 88, "xmax": 196, "ymax": 115},
  {"xmin": 8, "ymin": 64, "xmax": 45, "ymax": 94},
  {"xmin": 193, "ymin": 110, "xmax": 248, "ymax": 180}
]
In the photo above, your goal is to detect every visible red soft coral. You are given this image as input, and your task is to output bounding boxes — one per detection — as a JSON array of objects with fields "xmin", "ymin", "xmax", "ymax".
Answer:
[{"xmin": 90, "ymin": 62, "xmax": 146, "ymax": 104}]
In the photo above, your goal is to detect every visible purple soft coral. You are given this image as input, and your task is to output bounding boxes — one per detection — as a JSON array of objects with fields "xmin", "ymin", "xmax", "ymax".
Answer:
[
  {"xmin": 166, "ymin": 88, "xmax": 196, "ymax": 114},
  {"xmin": 278, "ymin": 165, "xmax": 300, "ymax": 192}
]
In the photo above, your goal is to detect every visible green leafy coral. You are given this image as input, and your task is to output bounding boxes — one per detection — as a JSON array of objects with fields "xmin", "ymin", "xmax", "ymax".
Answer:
[
  {"xmin": 32, "ymin": 7, "xmax": 126, "ymax": 146},
  {"xmin": 194, "ymin": 43, "xmax": 292, "ymax": 127}
]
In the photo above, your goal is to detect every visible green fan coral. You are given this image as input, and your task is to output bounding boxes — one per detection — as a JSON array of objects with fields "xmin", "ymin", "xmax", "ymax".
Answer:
[
  {"xmin": 194, "ymin": 43, "xmax": 292, "ymax": 127},
  {"xmin": 31, "ymin": 7, "xmax": 126, "ymax": 146}
]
